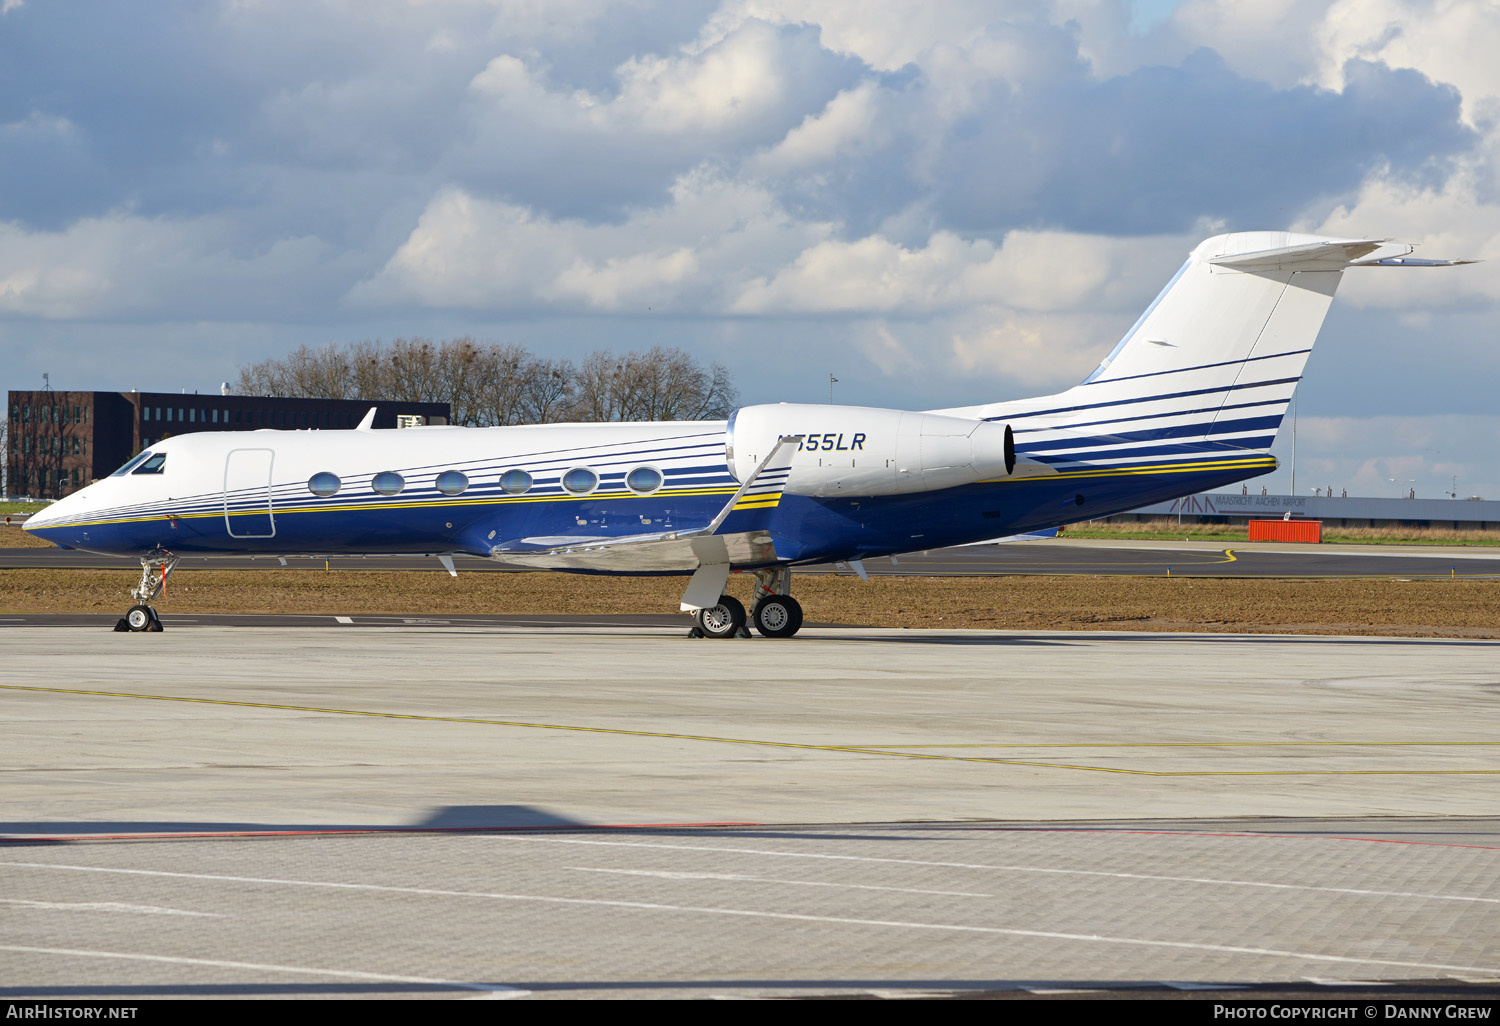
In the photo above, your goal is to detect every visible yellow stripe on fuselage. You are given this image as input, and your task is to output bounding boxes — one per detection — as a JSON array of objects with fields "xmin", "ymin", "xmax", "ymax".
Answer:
[{"xmin": 43, "ymin": 455, "xmax": 1275, "ymax": 530}]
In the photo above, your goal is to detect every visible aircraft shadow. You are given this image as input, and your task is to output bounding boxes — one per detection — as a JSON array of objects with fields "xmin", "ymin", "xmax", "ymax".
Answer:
[{"xmin": 0, "ymin": 805, "xmax": 926, "ymax": 845}]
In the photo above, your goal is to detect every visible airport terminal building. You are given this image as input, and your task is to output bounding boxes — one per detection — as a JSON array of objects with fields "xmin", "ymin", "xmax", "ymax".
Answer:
[
  {"xmin": 6, "ymin": 390, "xmax": 449, "ymax": 500},
  {"xmin": 1114, "ymin": 490, "xmax": 1500, "ymax": 531}
]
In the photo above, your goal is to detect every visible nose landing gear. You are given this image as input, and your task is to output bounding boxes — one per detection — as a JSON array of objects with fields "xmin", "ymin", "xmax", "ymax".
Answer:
[{"xmin": 114, "ymin": 549, "xmax": 176, "ymax": 633}]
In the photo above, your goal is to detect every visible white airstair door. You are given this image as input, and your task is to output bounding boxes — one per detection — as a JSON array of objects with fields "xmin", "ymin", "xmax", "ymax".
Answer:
[{"xmin": 224, "ymin": 448, "xmax": 276, "ymax": 538}]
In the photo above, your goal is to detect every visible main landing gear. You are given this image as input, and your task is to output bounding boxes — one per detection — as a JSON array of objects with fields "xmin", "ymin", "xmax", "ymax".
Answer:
[
  {"xmin": 114, "ymin": 549, "xmax": 177, "ymax": 633},
  {"xmin": 687, "ymin": 567, "xmax": 804, "ymax": 640}
]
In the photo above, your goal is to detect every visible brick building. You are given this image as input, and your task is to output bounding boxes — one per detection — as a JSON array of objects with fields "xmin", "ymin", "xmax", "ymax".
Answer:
[{"xmin": 6, "ymin": 390, "xmax": 449, "ymax": 499}]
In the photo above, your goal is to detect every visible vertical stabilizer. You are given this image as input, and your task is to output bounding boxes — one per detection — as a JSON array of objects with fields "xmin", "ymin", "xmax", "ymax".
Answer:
[{"xmin": 935, "ymin": 232, "xmax": 1447, "ymax": 461}]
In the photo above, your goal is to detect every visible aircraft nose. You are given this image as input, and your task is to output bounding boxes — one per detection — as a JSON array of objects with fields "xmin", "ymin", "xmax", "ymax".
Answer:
[{"xmin": 22, "ymin": 488, "xmax": 87, "ymax": 532}]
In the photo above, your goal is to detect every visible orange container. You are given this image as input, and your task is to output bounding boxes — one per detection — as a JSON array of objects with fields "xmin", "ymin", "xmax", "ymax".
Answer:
[{"xmin": 1248, "ymin": 519, "xmax": 1321, "ymax": 543}]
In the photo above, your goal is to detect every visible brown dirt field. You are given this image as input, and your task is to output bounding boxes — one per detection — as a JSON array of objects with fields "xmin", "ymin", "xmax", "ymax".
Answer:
[
  {"xmin": 0, "ymin": 526, "xmax": 53, "ymax": 548},
  {"xmin": 4, "ymin": 567, "xmax": 1498, "ymax": 638}
]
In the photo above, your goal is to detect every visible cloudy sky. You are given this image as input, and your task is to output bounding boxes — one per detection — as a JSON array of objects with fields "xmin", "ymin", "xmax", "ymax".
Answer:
[{"xmin": 2, "ymin": 0, "xmax": 1498, "ymax": 499}]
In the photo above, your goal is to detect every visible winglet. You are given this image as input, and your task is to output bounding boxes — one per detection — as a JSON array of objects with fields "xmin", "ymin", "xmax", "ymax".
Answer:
[{"xmin": 355, "ymin": 407, "xmax": 377, "ymax": 431}]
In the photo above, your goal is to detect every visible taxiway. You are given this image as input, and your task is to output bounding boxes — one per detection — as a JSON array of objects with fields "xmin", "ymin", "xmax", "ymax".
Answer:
[{"xmin": 2, "ymin": 625, "xmax": 1497, "ymax": 998}]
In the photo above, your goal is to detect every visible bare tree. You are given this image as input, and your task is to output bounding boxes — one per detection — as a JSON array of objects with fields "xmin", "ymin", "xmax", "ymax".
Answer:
[
  {"xmin": 569, "ymin": 346, "xmax": 738, "ymax": 422},
  {"xmin": 571, "ymin": 350, "xmax": 629, "ymax": 422},
  {"xmin": 234, "ymin": 338, "xmax": 736, "ymax": 426},
  {"xmin": 519, "ymin": 357, "xmax": 577, "ymax": 424},
  {"xmin": 623, "ymin": 346, "xmax": 737, "ymax": 421},
  {"xmin": 434, "ymin": 338, "xmax": 490, "ymax": 426},
  {"xmin": 466, "ymin": 344, "xmax": 535, "ymax": 426}
]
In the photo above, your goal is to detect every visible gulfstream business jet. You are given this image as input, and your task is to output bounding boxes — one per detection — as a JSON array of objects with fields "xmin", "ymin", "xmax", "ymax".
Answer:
[{"xmin": 24, "ymin": 232, "xmax": 1469, "ymax": 637}]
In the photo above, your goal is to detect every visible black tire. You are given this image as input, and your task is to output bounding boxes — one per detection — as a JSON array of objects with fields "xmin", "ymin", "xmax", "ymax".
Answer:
[
  {"xmin": 695, "ymin": 595, "xmax": 747, "ymax": 639},
  {"xmin": 125, "ymin": 605, "xmax": 154, "ymax": 632},
  {"xmin": 752, "ymin": 595, "xmax": 803, "ymax": 638}
]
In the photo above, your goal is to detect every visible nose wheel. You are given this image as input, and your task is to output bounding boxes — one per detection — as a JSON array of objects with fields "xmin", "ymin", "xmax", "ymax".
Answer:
[{"xmin": 118, "ymin": 605, "xmax": 163, "ymax": 632}]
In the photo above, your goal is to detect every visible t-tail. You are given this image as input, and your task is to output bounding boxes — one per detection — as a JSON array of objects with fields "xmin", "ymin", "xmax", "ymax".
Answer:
[{"xmin": 936, "ymin": 231, "xmax": 1471, "ymax": 477}]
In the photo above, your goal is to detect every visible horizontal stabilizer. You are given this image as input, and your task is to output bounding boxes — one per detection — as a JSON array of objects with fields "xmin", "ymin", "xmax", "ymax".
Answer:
[
  {"xmin": 1210, "ymin": 238, "xmax": 1476, "ymax": 272},
  {"xmin": 1208, "ymin": 238, "xmax": 1384, "ymax": 271}
]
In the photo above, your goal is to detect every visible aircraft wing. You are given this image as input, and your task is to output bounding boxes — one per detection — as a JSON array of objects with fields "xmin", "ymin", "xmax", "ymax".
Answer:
[{"xmin": 489, "ymin": 435, "xmax": 801, "ymax": 573}]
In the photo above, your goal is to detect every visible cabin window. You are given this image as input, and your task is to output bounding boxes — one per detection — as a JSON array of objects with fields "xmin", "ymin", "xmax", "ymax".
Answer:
[
  {"xmin": 561, "ymin": 467, "xmax": 599, "ymax": 495},
  {"xmin": 625, "ymin": 466, "xmax": 664, "ymax": 495},
  {"xmin": 435, "ymin": 470, "xmax": 469, "ymax": 496},
  {"xmin": 499, "ymin": 469, "xmax": 532, "ymax": 495},
  {"xmin": 371, "ymin": 471, "xmax": 405, "ymax": 496},
  {"xmin": 133, "ymin": 453, "xmax": 168, "ymax": 475},
  {"xmin": 308, "ymin": 472, "xmax": 341, "ymax": 498}
]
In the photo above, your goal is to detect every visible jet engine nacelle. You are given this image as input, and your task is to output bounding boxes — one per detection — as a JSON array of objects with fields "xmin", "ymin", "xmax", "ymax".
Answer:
[{"xmin": 727, "ymin": 403, "xmax": 1015, "ymax": 497}]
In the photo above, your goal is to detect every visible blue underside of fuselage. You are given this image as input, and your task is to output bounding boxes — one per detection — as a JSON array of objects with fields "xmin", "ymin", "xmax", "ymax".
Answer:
[{"xmin": 30, "ymin": 460, "xmax": 1274, "ymax": 569}]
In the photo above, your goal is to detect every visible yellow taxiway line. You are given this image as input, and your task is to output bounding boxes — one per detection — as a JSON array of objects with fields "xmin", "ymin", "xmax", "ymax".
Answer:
[{"xmin": 4, "ymin": 683, "xmax": 1498, "ymax": 778}]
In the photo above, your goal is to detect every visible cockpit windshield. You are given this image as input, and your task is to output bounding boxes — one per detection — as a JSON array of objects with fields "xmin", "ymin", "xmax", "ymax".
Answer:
[
  {"xmin": 108, "ymin": 451, "xmax": 168, "ymax": 477},
  {"xmin": 110, "ymin": 451, "xmax": 154, "ymax": 477}
]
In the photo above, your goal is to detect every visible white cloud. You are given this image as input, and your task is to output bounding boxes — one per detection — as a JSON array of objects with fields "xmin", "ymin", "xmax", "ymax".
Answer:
[
  {"xmin": 948, "ymin": 308, "xmax": 1124, "ymax": 388},
  {"xmin": 552, "ymin": 247, "xmax": 699, "ymax": 309},
  {"xmin": 610, "ymin": 18, "xmax": 794, "ymax": 133},
  {"xmin": 350, "ymin": 171, "xmax": 833, "ymax": 311},
  {"xmin": 696, "ymin": 0, "xmax": 1012, "ymax": 71},
  {"xmin": 1, "ymin": 111, "xmax": 78, "ymax": 139},
  {"xmin": 467, "ymin": 18, "xmax": 845, "ymax": 140},
  {"xmin": 1168, "ymin": 0, "xmax": 1335, "ymax": 88},
  {"xmin": 0, "ymin": 211, "xmax": 352, "ymax": 320},
  {"xmin": 1314, "ymin": 0, "xmax": 1500, "ymax": 126},
  {"xmin": 750, "ymin": 80, "xmax": 885, "ymax": 173},
  {"xmin": 731, "ymin": 229, "xmax": 1187, "ymax": 315}
]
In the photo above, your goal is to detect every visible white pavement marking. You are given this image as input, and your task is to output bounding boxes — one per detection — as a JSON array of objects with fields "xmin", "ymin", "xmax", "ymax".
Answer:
[
  {"xmin": 4, "ymin": 861, "xmax": 1498, "ymax": 978},
  {"xmin": 509, "ymin": 836, "xmax": 1500, "ymax": 906},
  {"xmin": 0, "ymin": 898, "xmax": 224, "ymax": 917},
  {"xmin": 0, "ymin": 944, "xmax": 526, "ymax": 996},
  {"xmin": 568, "ymin": 867, "xmax": 990, "ymax": 897},
  {"xmin": 334, "ymin": 616, "xmax": 353, "ymax": 624}
]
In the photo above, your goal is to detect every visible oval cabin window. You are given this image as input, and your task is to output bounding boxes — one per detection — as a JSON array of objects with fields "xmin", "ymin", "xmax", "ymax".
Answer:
[
  {"xmin": 308, "ymin": 472, "xmax": 341, "ymax": 497},
  {"xmin": 561, "ymin": 467, "xmax": 598, "ymax": 495},
  {"xmin": 435, "ymin": 470, "xmax": 469, "ymax": 496},
  {"xmin": 625, "ymin": 466, "xmax": 664, "ymax": 494},
  {"xmin": 499, "ymin": 469, "xmax": 532, "ymax": 494},
  {"xmin": 371, "ymin": 472, "xmax": 405, "ymax": 496}
]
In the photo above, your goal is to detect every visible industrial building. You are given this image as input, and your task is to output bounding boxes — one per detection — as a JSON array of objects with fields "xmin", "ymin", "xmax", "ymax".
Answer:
[{"xmin": 5, "ymin": 389, "xmax": 449, "ymax": 499}]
